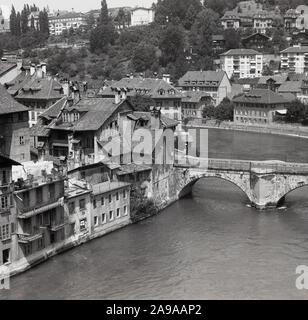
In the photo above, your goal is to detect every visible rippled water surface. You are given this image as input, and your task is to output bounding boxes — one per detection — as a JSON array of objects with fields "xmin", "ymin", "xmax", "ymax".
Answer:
[{"xmin": 2, "ymin": 129, "xmax": 308, "ymax": 300}]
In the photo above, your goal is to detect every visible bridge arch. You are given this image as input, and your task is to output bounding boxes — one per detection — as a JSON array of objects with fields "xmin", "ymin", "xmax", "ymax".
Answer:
[
  {"xmin": 178, "ymin": 172, "xmax": 253, "ymax": 204},
  {"xmin": 277, "ymin": 181, "xmax": 308, "ymax": 207}
]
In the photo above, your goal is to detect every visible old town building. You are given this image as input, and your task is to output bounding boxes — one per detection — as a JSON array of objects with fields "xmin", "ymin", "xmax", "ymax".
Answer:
[
  {"xmin": 178, "ymin": 71, "xmax": 231, "ymax": 106},
  {"xmin": 220, "ymin": 49, "xmax": 263, "ymax": 79},
  {"xmin": 130, "ymin": 7, "xmax": 154, "ymax": 26},
  {"xmin": 181, "ymin": 92, "xmax": 214, "ymax": 119},
  {"xmin": 242, "ymin": 33, "xmax": 270, "ymax": 51},
  {"xmin": 232, "ymin": 89, "xmax": 291, "ymax": 124},
  {"xmin": 0, "ymin": 155, "xmax": 20, "ymax": 266},
  {"xmin": 5, "ymin": 63, "xmax": 64, "ymax": 127},
  {"xmin": 0, "ymin": 84, "xmax": 30, "ymax": 163}
]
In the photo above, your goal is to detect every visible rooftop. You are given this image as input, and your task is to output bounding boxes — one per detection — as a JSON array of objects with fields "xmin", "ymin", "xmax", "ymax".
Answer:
[
  {"xmin": 0, "ymin": 61, "xmax": 17, "ymax": 77},
  {"xmin": 178, "ymin": 71, "xmax": 226, "ymax": 88},
  {"xmin": 92, "ymin": 181, "xmax": 131, "ymax": 195},
  {"xmin": 182, "ymin": 91, "xmax": 213, "ymax": 103},
  {"xmin": 0, "ymin": 84, "xmax": 29, "ymax": 115},
  {"xmin": 281, "ymin": 46, "xmax": 308, "ymax": 54},
  {"xmin": 232, "ymin": 89, "xmax": 289, "ymax": 105},
  {"xmin": 220, "ymin": 48, "xmax": 261, "ymax": 56},
  {"xmin": 278, "ymin": 81, "xmax": 302, "ymax": 93}
]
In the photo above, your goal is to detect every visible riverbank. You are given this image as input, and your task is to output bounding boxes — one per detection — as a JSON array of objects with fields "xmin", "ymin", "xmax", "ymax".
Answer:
[{"xmin": 186, "ymin": 120, "xmax": 308, "ymax": 139}]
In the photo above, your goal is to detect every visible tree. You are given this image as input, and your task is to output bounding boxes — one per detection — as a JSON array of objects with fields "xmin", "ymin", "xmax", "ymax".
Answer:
[
  {"xmin": 159, "ymin": 24, "xmax": 184, "ymax": 67},
  {"xmin": 214, "ymin": 98, "xmax": 234, "ymax": 121},
  {"xmin": 202, "ymin": 104, "xmax": 216, "ymax": 119},
  {"xmin": 128, "ymin": 95, "xmax": 156, "ymax": 111},
  {"xmin": 285, "ymin": 100, "xmax": 308, "ymax": 124},
  {"xmin": 39, "ymin": 9, "xmax": 50, "ymax": 36},
  {"xmin": 189, "ymin": 8, "xmax": 222, "ymax": 68},
  {"xmin": 21, "ymin": 5, "xmax": 30, "ymax": 34},
  {"xmin": 224, "ymin": 29, "xmax": 241, "ymax": 50},
  {"xmin": 16, "ymin": 12, "xmax": 21, "ymax": 37},
  {"xmin": 132, "ymin": 42, "xmax": 157, "ymax": 72},
  {"xmin": 10, "ymin": 6, "xmax": 17, "ymax": 36},
  {"xmin": 99, "ymin": 0, "xmax": 110, "ymax": 25}
]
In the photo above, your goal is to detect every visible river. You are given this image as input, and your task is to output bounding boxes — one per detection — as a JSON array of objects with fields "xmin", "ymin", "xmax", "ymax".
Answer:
[{"xmin": 1, "ymin": 129, "xmax": 308, "ymax": 300}]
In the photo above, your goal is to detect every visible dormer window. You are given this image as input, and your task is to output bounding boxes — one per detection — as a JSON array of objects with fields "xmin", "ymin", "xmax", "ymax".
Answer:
[
  {"xmin": 158, "ymin": 89, "xmax": 165, "ymax": 95},
  {"xmin": 62, "ymin": 112, "xmax": 69, "ymax": 122},
  {"xmin": 73, "ymin": 112, "xmax": 79, "ymax": 121}
]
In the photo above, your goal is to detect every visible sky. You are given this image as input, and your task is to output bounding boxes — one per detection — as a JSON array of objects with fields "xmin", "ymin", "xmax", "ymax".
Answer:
[{"xmin": 0, "ymin": 0, "xmax": 156, "ymax": 18}]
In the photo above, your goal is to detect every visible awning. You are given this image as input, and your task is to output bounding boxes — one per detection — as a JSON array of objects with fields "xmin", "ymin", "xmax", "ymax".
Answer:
[{"xmin": 276, "ymin": 109, "xmax": 287, "ymax": 115}]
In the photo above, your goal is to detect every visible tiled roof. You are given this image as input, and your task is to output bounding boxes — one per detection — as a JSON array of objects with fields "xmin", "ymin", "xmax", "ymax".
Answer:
[
  {"xmin": 178, "ymin": 71, "xmax": 226, "ymax": 88},
  {"xmin": 278, "ymin": 81, "xmax": 302, "ymax": 93},
  {"xmin": 40, "ymin": 97, "xmax": 67, "ymax": 120},
  {"xmin": 112, "ymin": 77, "xmax": 183, "ymax": 99},
  {"xmin": 92, "ymin": 181, "xmax": 131, "ymax": 195},
  {"xmin": 5, "ymin": 72, "xmax": 32, "ymax": 96},
  {"xmin": 242, "ymin": 32, "xmax": 270, "ymax": 41},
  {"xmin": 16, "ymin": 77, "xmax": 64, "ymax": 101},
  {"xmin": 0, "ymin": 84, "xmax": 29, "ymax": 115},
  {"xmin": 220, "ymin": 48, "xmax": 261, "ymax": 56},
  {"xmin": 258, "ymin": 75, "xmax": 288, "ymax": 85},
  {"xmin": 232, "ymin": 89, "xmax": 289, "ymax": 104},
  {"xmin": 281, "ymin": 46, "xmax": 308, "ymax": 54},
  {"xmin": 182, "ymin": 91, "xmax": 212, "ymax": 103},
  {"xmin": 49, "ymin": 12, "xmax": 85, "ymax": 21},
  {"xmin": 130, "ymin": 111, "xmax": 179, "ymax": 129},
  {"xmin": 116, "ymin": 163, "xmax": 152, "ymax": 176}
]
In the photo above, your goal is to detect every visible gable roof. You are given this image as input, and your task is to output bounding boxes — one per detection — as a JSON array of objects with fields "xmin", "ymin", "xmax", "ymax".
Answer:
[
  {"xmin": 278, "ymin": 81, "xmax": 302, "ymax": 93},
  {"xmin": 178, "ymin": 71, "xmax": 226, "ymax": 88},
  {"xmin": 232, "ymin": 89, "xmax": 289, "ymax": 104},
  {"xmin": 0, "ymin": 62, "xmax": 17, "ymax": 77},
  {"xmin": 112, "ymin": 77, "xmax": 183, "ymax": 99},
  {"xmin": 220, "ymin": 48, "xmax": 261, "ymax": 56},
  {"xmin": 281, "ymin": 46, "xmax": 308, "ymax": 54},
  {"xmin": 182, "ymin": 91, "xmax": 213, "ymax": 103},
  {"xmin": 0, "ymin": 84, "xmax": 29, "ymax": 115},
  {"xmin": 40, "ymin": 97, "xmax": 67, "ymax": 120},
  {"xmin": 258, "ymin": 74, "xmax": 288, "ymax": 85}
]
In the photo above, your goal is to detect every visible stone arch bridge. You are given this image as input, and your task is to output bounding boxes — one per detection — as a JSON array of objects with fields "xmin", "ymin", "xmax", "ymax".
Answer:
[{"xmin": 173, "ymin": 158, "xmax": 308, "ymax": 209}]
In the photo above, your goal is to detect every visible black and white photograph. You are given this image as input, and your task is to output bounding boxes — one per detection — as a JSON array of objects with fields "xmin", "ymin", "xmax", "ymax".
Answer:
[{"xmin": 0, "ymin": 0, "xmax": 308, "ymax": 306}]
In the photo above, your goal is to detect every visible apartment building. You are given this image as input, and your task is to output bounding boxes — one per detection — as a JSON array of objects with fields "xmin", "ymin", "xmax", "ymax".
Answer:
[
  {"xmin": 232, "ymin": 89, "xmax": 290, "ymax": 124},
  {"xmin": 253, "ymin": 11, "xmax": 273, "ymax": 34},
  {"xmin": 220, "ymin": 49, "xmax": 263, "ymax": 79},
  {"xmin": 0, "ymin": 155, "xmax": 20, "ymax": 266},
  {"xmin": 181, "ymin": 92, "xmax": 214, "ymax": 119},
  {"xmin": 0, "ymin": 85, "xmax": 30, "ymax": 163},
  {"xmin": 49, "ymin": 12, "xmax": 87, "ymax": 36},
  {"xmin": 14, "ymin": 173, "xmax": 65, "ymax": 262},
  {"xmin": 280, "ymin": 46, "xmax": 308, "ymax": 74},
  {"xmin": 178, "ymin": 71, "xmax": 232, "ymax": 106}
]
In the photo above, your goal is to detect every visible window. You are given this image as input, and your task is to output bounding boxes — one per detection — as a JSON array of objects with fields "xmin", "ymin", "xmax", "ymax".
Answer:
[
  {"xmin": 123, "ymin": 190, "xmax": 127, "ymax": 199},
  {"xmin": 123, "ymin": 206, "xmax": 128, "ymax": 216},
  {"xmin": 19, "ymin": 136, "xmax": 25, "ymax": 145},
  {"xmin": 80, "ymin": 218, "xmax": 87, "ymax": 231},
  {"xmin": 102, "ymin": 213, "xmax": 106, "ymax": 224},
  {"xmin": 101, "ymin": 197, "xmax": 105, "ymax": 206},
  {"xmin": 68, "ymin": 202, "xmax": 75, "ymax": 214},
  {"xmin": 94, "ymin": 216, "xmax": 98, "ymax": 226},
  {"xmin": 0, "ymin": 196, "xmax": 9, "ymax": 209},
  {"xmin": 109, "ymin": 194, "xmax": 112, "ymax": 203},
  {"xmin": 79, "ymin": 199, "xmax": 86, "ymax": 210},
  {"xmin": 93, "ymin": 199, "xmax": 97, "ymax": 209},
  {"xmin": 116, "ymin": 208, "xmax": 120, "ymax": 218},
  {"xmin": 2, "ymin": 248, "xmax": 10, "ymax": 264},
  {"xmin": 116, "ymin": 192, "xmax": 119, "ymax": 201},
  {"xmin": 0, "ymin": 224, "xmax": 10, "ymax": 241},
  {"xmin": 109, "ymin": 210, "xmax": 114, "ymax": 221}
]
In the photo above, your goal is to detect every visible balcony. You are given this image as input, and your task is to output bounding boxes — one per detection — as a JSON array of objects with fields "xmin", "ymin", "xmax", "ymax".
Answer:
[
  {"xmin": 17, "ymin": 197, "xmax": 63, "ymax": 219},
  {"xmin": 48, "ymin": 222, "xmax": 65, "ymax": 232},
  {"xmin": 17, "ymin": 233, "xmax": 43, "ymax": 244},
  {"xmin": 52, "ymin": 139, "xmax": 68, "ymax": 148}
]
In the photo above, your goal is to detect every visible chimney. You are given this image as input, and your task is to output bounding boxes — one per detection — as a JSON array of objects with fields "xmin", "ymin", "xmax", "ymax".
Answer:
[
  {"xmin": 120, "ymin": 87, "xmax": 127, "ymax": 100},
  {"xmin": 36, "ymin": 64, "xmax": 43, "ymax": 78},
  {"xmin": 130, "ymin": 73, "xmax": 134, "ymax": 79},
  {"xmin": 41, "ymin": 63, "xmax": 47, "ymax": 77},
  {"xmin": 30, "ymin": 63, "xmax": 36, "ymax": 76},
  {"xmin": 114, "ymin": 88, "xmax": 121, "ymax": 104},
  {"xmin": 150, "ymin": 106, "xmax": 161, "ymax": 129},
  {"xmin": 62, "ymin": 80, "xmax": 70, "ymax": 96},
  {"xmin": 163, "ymin": 74, "xmax": 171, "ymax": 83}
]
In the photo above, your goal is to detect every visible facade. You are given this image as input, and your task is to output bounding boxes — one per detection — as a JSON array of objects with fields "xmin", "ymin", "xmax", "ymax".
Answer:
[
  {"xmin": 0, "ymin": 8, "xmax": 9, "ymax": 33},
  {"xmin": 284, "ymin": 5, "xmax": 308, "ymax": 32},
  {"xmin": 130, "ymin": 7, "xmax": 154, "ymax": 26},
  {"xmin": 0, "ymin": 84, "xmax": 30, "ymax": 163},
  {"xmin": 280, "ymin": 46, "xmax": 308, "ymax": 74},
  {"xmin": 49, "ymin": 12, "xmax": 87, "ymax": 36},
  {"xmin": 220, "ymin": 49, "xmax": 263, "ymax": 79},
  {"xmin": 6, "ymin": 63, "xmax": 64, "ymax": 127},
  {"xmin": 253, "ymin": 11, "xmax": 273, "ymax": 34},
  {"xmin": 212, "ymin": 35, "xmax": 226, "ymax": 56},
  {"xmin": 242, "ymin": 33, "xmax": 270, "ymax": 51},
  {"xmin": 178, "ymin": 71, "xmax": 231, "ymax": 107},
  {"xmin": 14, "ymin": 174, "xmax": 65, "ymax": 263},
  {"xmin": 221, "ymin": 11, "xmax": 241, "ymax": 30},
  {"xmin": 0, "ymin": 155, "xmax": 20, "ymax": 266},
  {"xmin": 232, "ymin": 89, "xmax": 290, "ymax": 124},
  {"xmin": 181, "ymin": 92, "xmax": 214, "ymax": 119}
]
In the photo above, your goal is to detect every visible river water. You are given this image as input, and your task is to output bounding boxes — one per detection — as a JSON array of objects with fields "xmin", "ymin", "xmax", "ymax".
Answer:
[{"xmin": 2, "ymin": 129, "xmax": 308, "ymax": 300}]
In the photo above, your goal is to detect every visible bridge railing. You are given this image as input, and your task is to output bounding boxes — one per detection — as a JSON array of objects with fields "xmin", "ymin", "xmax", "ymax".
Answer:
[{"xmin": 175, "ymin": 154, "xmax": 308, "ymax": 174}]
